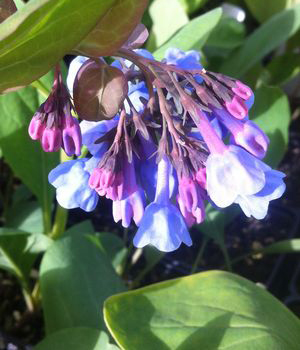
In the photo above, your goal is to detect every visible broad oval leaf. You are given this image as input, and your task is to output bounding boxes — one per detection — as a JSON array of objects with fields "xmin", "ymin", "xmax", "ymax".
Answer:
[
  {"xmin": 154, "ymin": 8, "xmax": 222, "ymax": 60},
  {"xmin": 74, "ymin": 59, "xmax": 128, "ymax": 121},
  {"xmin": 0, "ymin": 0, "xmax": 117, "ymax": 93},
  {"xmin": 75, "ymin": 0, "xmax": 149, "ymax": 57},
  {"xmin": 220, "ymin": 4, "xmax": 300, "ymax": 78},
  {"xmin": 35, "ymin": 328, "xmax": 119, "ymax": 350},
  {"xmin": 40, "ymin": 231, "xmax": 126, "ymax": 334},
  {"xmin": 104, "ymin": 270, "xmax": 300, "ymax": 350}
]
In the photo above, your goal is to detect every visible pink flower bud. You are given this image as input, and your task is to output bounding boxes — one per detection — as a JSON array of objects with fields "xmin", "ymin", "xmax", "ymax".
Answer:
[
  {"xmin": 62, "ymin": 117, "xmax": 82, "ymax": 156},
  {"xmin": 232, "ymin": 81, "xmax": 253, "ymax": 101},
  {"xmin": 233, "ymin": 120, "xmax": 269, "ymax": 159},
  {"xmin": 88, "ymin": 168, "xmax": 102, "ymax": 190},
  {"xmin": 41, "ymin": 128, "xmax": 62, "ymax": 152},
  {"xmin": 225, "ymin": 96, "xmax": 248, "ymax": 120},
  {"xmin": 28, "ymin": 116, "xmax": 45, "ymax": 140},
  {"xmin": 195, "ymin": 168, "xmax": 206, "ymax": 189}
]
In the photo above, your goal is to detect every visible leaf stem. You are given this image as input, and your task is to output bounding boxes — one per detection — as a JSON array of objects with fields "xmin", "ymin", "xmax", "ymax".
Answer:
[
  {"xmin": 190, "ymin": 237, "xmax": 209, "ymax": 274},
  {"xmin": 0, "ymin": 247, "xmax": 35, "ymax": 312},
  {"xmin": 31, "ymin": 80, "xmax": 50, "ymax": 98},
  {"xmin": 221, "ymin": 244, "xmax": 233, "ymax": 272},
  {"xmin": 49, "ymin": 205, "xmax": 68, "ymax": 240}
]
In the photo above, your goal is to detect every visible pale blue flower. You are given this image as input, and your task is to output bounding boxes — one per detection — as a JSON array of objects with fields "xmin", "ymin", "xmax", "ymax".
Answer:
[
  {"xmin": 49, "ymin": 158, "xmax": 99, "ymax": 212},
  {"xmin": 164, "ymin": 48, "xmax": 202, "ymax": 70},
  {"xmin": 206, "ymin": 145, "xmax": 285, "ymax": 219}
]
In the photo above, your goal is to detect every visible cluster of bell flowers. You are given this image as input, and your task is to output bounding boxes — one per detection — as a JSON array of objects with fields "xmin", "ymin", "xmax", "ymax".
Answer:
[{"xmin": 29, "ymin": 48, "xmax": 286, "ymax": 252}]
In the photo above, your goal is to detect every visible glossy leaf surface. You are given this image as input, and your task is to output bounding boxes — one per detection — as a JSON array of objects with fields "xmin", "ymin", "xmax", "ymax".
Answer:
[
  {"xmin": 40, "ymin": 232, "xmax": 126, "ymax": 334},
  {"xmin": 105, "ymin": 271, "xmax": 300, "ymax": 350}
]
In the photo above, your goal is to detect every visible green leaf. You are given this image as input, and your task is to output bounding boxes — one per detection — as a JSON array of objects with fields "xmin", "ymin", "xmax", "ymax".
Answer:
[
  {"xmin": 0, "ymin": 0, "xmax": 118, "ymax": 93},
  {"xmin": 178, "ymin": 0, "xmax": 209, "ymax": 14},
  {"xmin": 75, "ymin": 0, "xmax": 149, "ymax": 57},
  {"xmin": 220, "ymin": 4, "xmax": 300, "ymax": 78},
  {"xmin": 244, "ymin": 0, "xmax": 298, "ymax": 23},
  {"xmin": 87, "ymin": 233, "xmax": 128, "ymax": 274},
  {"xmin": 264, "ymin": 53, "xmax": 300, "ymax": 85},
  {"xmin": 35, "ymin": 328, "xmax": 119, "ymax": 350},
  {"xmin": 6, "ymin": 200, "xmax": 43, "ymax": 234},
  {"xmin": 0, "ymin": 228, "xmax": 37, "ymax": 278},
  {"xmin": 206, "ymin": 16, "xmax": 245, "ymax": 49},
  {"xmin": 40, "ymin": 232, "xmax": 126, "ymax": 334},
  {"xmin": 260, "ymin": 239, "xmax": 300, "ymax": 254},
  {"xmin": 0, "ymin": 86, "xmax": 58, "ymax": 218},
  {"xmin": 65, "ymin": 220, "xmax": 95, "ymax": 235},
  {"xmin": 13, "ymin": 0, "xmax": 25, "ymax": 10},
  {"xmin": 104, "ymin": 271, "xmax": 300, "ymax": 350},
  {"xmin": 146, "ymin": 0, "xmax": 188, "ymax": 52},
  {"xmin": 153, "ymin": 8, "xmax": 222, "ymax": 60},
  {"xmin": 251, "ymin": 84, "xmax": 290, "ymax": 167}
]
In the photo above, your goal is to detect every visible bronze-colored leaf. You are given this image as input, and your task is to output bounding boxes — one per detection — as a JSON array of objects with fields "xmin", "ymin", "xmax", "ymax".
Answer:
[
  {"xmin": 123, "ymin": 23, "xmax": 149, "ymax": 49},
  {"xmin": 75, "ymin": 0, "xmax": 149, "ymax": 57},
  {"xmin": 0, "ymin": 0, "xmax": 17, "ymax": 23},
  {"xmin": 73, "ymin": 59, "xmax": 128, "ymax": 121}
]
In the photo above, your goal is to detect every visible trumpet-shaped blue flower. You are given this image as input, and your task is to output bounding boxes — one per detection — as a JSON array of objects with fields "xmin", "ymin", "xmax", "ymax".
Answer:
[{"xmin": 133, "ymin": 157, "xmax": 192, "ymax": 252}]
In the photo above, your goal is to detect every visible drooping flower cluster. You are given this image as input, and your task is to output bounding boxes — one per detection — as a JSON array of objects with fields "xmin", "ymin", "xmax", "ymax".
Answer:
[
  {"xmin": 28, "ymin": 65, "xmax": 82, "ymax": 156},
  {"xmin": 31, "ymin": 46, "xmax": 285, "ymax": 252}
]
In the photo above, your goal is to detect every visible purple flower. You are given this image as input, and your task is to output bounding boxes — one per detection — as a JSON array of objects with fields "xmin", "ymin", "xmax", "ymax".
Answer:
[
  {"xmin": 80, "ymin": 119, "xmax": 118, "ymax": 156},
  {"xmin": 133, "ymin": 157, "xmax": 192, "ymax": 252}
]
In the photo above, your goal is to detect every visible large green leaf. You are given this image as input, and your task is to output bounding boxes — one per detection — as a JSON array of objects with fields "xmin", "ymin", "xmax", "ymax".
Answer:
[
  {"xmin": 251, "ymin": 85, "xmax": 290, "ymax": 167},
  {"xmin": 244, "ymin": 0, "xmax": 300, "ymax": 23},
  {"xmin": 40, "ymin": 232, "xmax": 126, "ymax": 334},
  {"xmin": 0, "ymin": 85, "xmax": 58, "ymax": 215},
  {"xmin": 146, "ymin": 0, "xmax": 188, "ymax": 52},
  {"xmin": 104, "ymin": 271, "xmax": 300, "ymax": 350},
  {"xmin": 154, "ymin": 8, "xmax": 222, "ymax": 60},
  {"xmin": 35, "ymin": 328, "xmax": 119, "ymax": 350},
  {"xmin": 220, "ymin": 4, "xmax": 300, "ymax": 78},
  {"xmin": 0, "ymin": 0, "xmax": 139, "ymax": 93}
]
